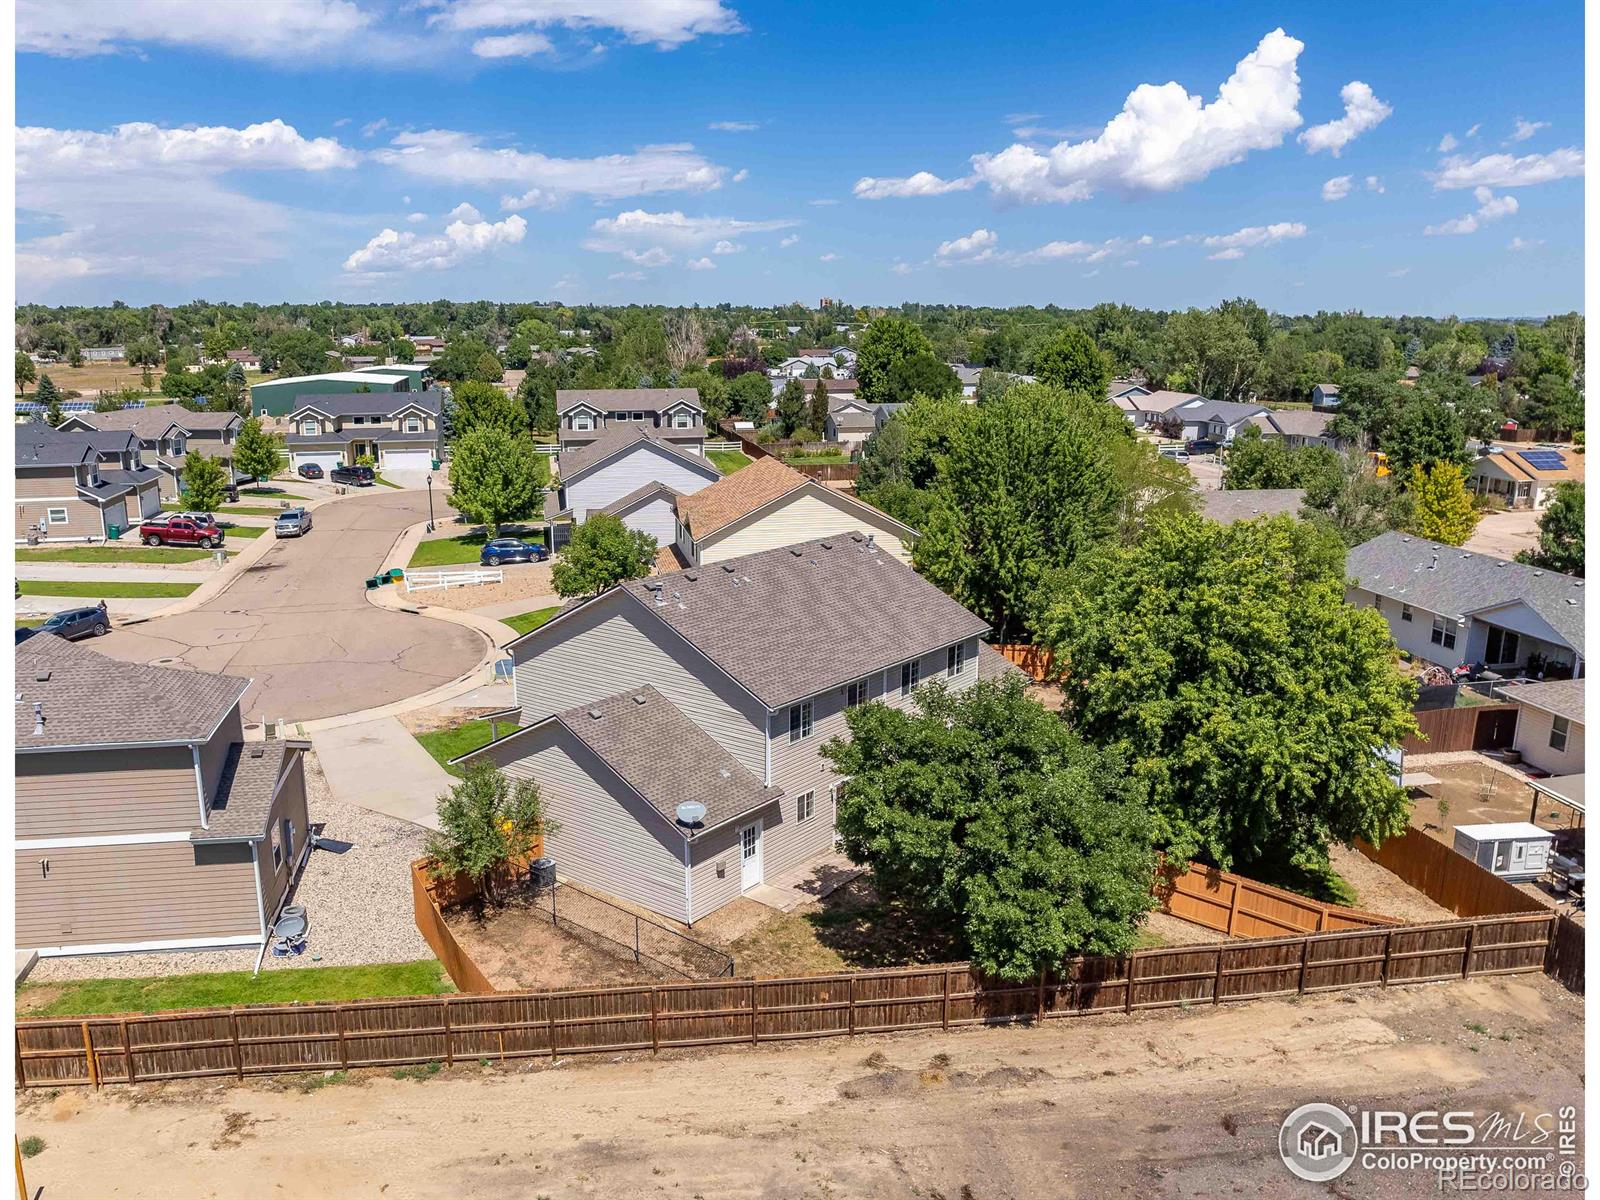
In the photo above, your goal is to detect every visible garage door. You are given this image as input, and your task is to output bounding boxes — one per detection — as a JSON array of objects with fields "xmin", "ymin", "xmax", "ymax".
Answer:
[
  {"xmin": 138, "ymin": 486, "xmax": 162, "ymax": 520},
  {"xmin": 293, "ymin": 450, "xmax": 344, "ymax": 473},
  {"xmin": 382, "ymin": 449, "xmax": 434, "ymax": 471}
]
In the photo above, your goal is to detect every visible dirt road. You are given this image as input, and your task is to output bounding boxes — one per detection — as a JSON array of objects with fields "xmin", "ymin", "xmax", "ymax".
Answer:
[{"xmin": 17, "ymin": 975, "xmax": 1582, "ymax": 1198}]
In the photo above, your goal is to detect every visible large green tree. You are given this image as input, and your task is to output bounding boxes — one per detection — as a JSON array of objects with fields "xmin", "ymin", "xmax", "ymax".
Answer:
[
  {"xmin": 727, "ymin": 371, "xmax": 773, "ymax": 425},
  {"xmin": 451, "ymin": 380, "xmax": 525, "ymax": 435},
  {"xmin": 232, "ymin": 416, "xmax": 286, "ymax": 482},
  {"xmin": 15, "ymin": 352, "xmax": 36, "ymax": 395},
  {"xmin": 883, "ymin": 352, "xmax": 961, "ymax": 404},
  {"xmin": 1035, "ymin": 512, "xmax": 1417, "ymax": 881},
  {"xmin": 432, "ymin": 338, "xmax": 504, "ymax": 384},
  {"xmin": 1406, "ymin": 461, "xmax": 1479, "ymax": 546},
  {"xmin": 823, "ymin": 676, "xmax": 1156, "ymax": 981},
  {"xmin": 913, "ymin": 384, "xmax": 1130, "ymax": 641},
  {"xmin": 855, "ymin": 316, "xmax": 936, "ymax": 405},
  {"xmin": 1384, "ymin": 393, "xmax": 1469, "ymax": 478},
  {"xmin": 1518, "ymin": 482, "xmax": 1584, "ymax": 576},
  {"xmin": 776, "ymin": 378, "xmax": 809, "ymax": 436},
  {"xmin": 181, "ymin": 451, "xmax": 230, "ymax": 512},
  {"xmin": 445, "ymin": 427, "xmax": 548, "ymax": 532},
  {"xmin": 551, "ymin": 512, "xmax": 657, "ymax": 598},
  {"xmin": 1029, "ymin": 327, "xmax": 1112, "ymax": 398}
]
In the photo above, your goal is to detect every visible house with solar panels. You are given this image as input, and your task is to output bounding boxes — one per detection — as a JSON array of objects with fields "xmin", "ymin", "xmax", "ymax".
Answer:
[{"xmin": 1466, "ymin": 445, "xmax": 1580, "ymax": 510}]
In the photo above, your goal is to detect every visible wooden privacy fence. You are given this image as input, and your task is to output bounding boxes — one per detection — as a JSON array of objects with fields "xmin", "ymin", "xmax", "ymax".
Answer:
[
  {"xmin": 15, "ymin": 911, "xmax": 1554, "ymax": 1089},
  {"xmin": 1545, "ymin": 914, "xmax": 1585, "ymax": 994},
  {"xmin": 1403, "ymin": 702, "xmax": 1519, "ymax": 754},
  {"xmin": 1161, "ymin": 862, "xmax": 1398, "ymax": 936},
  {"xmin": 993, "ymin": 643, "xmax": 1055, "ymax": 682},
  {"xmin": 1357, "ymin": 829, "xmax": 1548, "ymax": 919}
]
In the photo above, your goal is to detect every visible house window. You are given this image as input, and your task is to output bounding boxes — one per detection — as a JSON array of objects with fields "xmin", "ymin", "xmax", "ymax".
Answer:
[
  {"xmin": 170, "ymin": 436, "xmax": 187, "ymax": 454},
  {"xmin": 282, "ymin": 817, "xmax": 295, "ymax": 865},
  {"xmin": 1431, "ymin": 616, "xmax": 1458, "ymax": 651},
  {"xmin": 270, "ymin": 825, "xmax": 283, "ymax": 870},
  {"xmin": 405, "ymin": 416, "xmax": 422, "ymax": 433},
  {"xmin": 300, "ymin": 419, "xmax": 320, "ymax": 436},
  {"xmin": 672, "ymin": 410, "xmax": 692, "ymax": 429},
  {"xmin": 632, "ymin": 411, "xmax": 646, "ymax": 422},
  {"xmin": 1401, "ymin": 603, "xmax": 1413, "ymax": 623},
  {"xmin": 899, "ymin": 659, "xmax": 920, "ymax": 697},
  {"xmin": 846, "ymin": 678, "xmax": 868, "ymax": 708},
  {"xmin": 946, "ymin": 643, "xmax": 966, "ymax": 678},
  {"xmin": 1485, "ymin": 627, "xmax": 1520, "ymax": 665},
  {"xmin": 573, "ymin": 414, "xmax": 593, "ymax": 431},
  {"xmin": 45, "ymin": 507, "xmax": 68, "ymax": 525},
  {"xmin": 1550, "ymin": 717, "xmax": 1570, "ymax": 754},
  {"xmin": 788, "ymin": 700, "xmax": 813, "ymax": 742},
  {"xmin": 797, "ymin": 791, "xmax": 815, "ymax": 822}
]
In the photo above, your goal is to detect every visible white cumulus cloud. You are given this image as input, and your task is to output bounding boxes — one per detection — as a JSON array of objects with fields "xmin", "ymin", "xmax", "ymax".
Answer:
[
  {"xmin": 1508, "ymin": 236, "xmax": 1544, "ymax": 251},
  {"xmin": 779, "ymin": 234, "xmax": 799, "ymax": 247},
  {"xmin": 425, "ymin": 0, "xmax": 744, "ymax": 50},
  {"xmin": 621, "ymin": 246, "xmax": 673, "ymax": 267},
  {"xmin": 709, "ymin": 120, "xmax": 759, "ymax": 132},
  {"xmin": 712, "ymin": 239, "xmax": 743, "ymax": 254},
  {"xmin": 582, "ymin": 210, "xmax": 799, "ymax": 259},
  {"xmin": 686, "ymin": 256, "xmax": 716, "ymax": 270},
  {"xmin": 471, "ymin": 31, "xmax": 555, "ymax": 58},
  {"xmin": 1424, "ymin": 186, "xmax": 1518, "ymax": 236},
  {"xmin": 818, "ymin": 252, "xmax": 838, "ymax": 262},
  {"xmin": 853, "ymin": 171, "xmax": 977, "ymax": 200},
  {"xmin": 1365, "ymin": 175, "xmax": 1384, "ymax": 193},
  {"xmin": 1510, "ymin": 118, "xmax": 1549, "ymax": 142},
  {"xmin": 343, "ymin": 211, "xmax": 527, "ymax": 274},
  {"xmin": 1299, "ymin": 80, "xmax": 1391, "ymax": 155},
  {"xmin": 1202, "ymin": 220, "xmax": 1306, "ymax": 259},
  {"xmin": 1322, "ymin": 174, "xmax": 1353, "ymax": 201},
  {"xmin": 1432, "ymin": 148, "xmax": 1584, "ymax": 190},
  {"xmin": 1438, "ymin": 133, "xmax": 1459, "ymax": 153},
  {"xmin": 935, "ymin": 228, "xmax": 998, "ymax": 262},
  {"xmin": 406, "ymin": 212, "xmax": 427, "ymax": 223},
  {"xmin": 447, "ymin": 201, "xmax": 483, "ymax": 222}
]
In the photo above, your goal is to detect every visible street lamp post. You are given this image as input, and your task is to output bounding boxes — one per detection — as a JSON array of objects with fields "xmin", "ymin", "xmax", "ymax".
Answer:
[{"xmin": 425, "ymin": 473, "xmax": 435, "ymax": 532}]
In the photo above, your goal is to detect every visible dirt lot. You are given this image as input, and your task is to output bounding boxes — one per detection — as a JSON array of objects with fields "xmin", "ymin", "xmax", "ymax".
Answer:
[
  {"xmin": 16, "ymin": 974, "xmax": 1582, "ymax": 1198},
  {"xmin": 1464, "ymin": 507, "xmax": 1542, "ymax": 560},
  {"xmin": 1328, "ymin": 844, "xmax": 1455, "ymax": 923}
]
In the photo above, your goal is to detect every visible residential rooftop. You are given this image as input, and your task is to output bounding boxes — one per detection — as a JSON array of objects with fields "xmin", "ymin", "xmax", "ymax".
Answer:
[
  {"xmin": 556, "ymin": 387, "xmax": 702, "ymax": 414},
  {"xmin": 558, "ymin": 422, "xmax": 720, "ymax": 483},
  {"xmin": 1506, "ymin": 678, "xmax": 1585, "ymax": 725},
  {"xmin": 64, "ymin": 402, "xmax": 240, "ymax": 437},
  {"xmin": 287, "ymin": 390, "xmax": 443, "ymax": 419},
  {"xmin": 1200, "ymin": 488, "xmax": 1306, "ymax": 524},
  {"xmin": 676, "ymin": 456, "xmax": 809, "ymax": 539}
]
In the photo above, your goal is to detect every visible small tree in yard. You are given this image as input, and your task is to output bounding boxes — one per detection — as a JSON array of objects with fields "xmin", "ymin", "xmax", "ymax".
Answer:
[
  {"xmin": 1518, "ymin": 481, "xmax": 1584, "ymax": 577},
  {"xmin": 36, "ymin": 373, "xmax": 60, "ymax": 422},
  {"xmin": 446, "ymin": 426, "xmax": 549, "ymax": 534},
  {"xmin": 425, "ymin": 761, "xmax": 556, "ymax": 906},
  {"xmin": 551, "ymin": 512, "xmax": 657, "ymax": 598},
  {"xmin": 233, "ymin": 415, "xmax": 285, "ymax": 483},
  {"xmin": 181, "ymin": 451, "xmax": 229, "ymax": 512},
  {"xmin": 1406, "ymin": 460, "xmax": 1479, "ymax": 546},
  {"xmin": 823, "ymin": 676, "xmax": 1157, "ymax": 981},
  {"xmin": 810, "ymin": 378, "xmax": 829, "ymax": 434},
  {"xmin": 15, "ymin": 351, "xmax": 36, "ymax": 395}
]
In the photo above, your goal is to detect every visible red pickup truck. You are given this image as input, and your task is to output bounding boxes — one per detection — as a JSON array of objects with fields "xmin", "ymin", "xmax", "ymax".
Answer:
[{"xmin": 140, "ymin": 515, "xmax": 224, "ymax": 548}]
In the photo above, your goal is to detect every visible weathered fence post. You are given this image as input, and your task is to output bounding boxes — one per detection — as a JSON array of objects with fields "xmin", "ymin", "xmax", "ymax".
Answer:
[
  {"xmin": 1124, "ymin": 952, "xmax": 1138, "ymax": 1013},
  {"xmin": 336, "ymin": 1006, "xmax": 349, "ymax": 1069},
  {"xmin": 1298, "ymin": 939, "xmax": 1311, "ymax": 994},
  {"xmin": 120, "ymin": 1019, "xmax": 135, "ymax": 1083},
  {"xmin": 750, "ymin": 980, "xmax": 759, "ymax": 1044},
  {"xmin": 847, "ymin": 976, "xmax": 856, "ymax": 1036},
  {"xmin": 230, "ymin": 1012, "xmax": 244, "ymax": 1080},
  {"xmin": 1213, "ymin": 945, "xmax": 1227, "ymax": 1004},
  {"xmin": 442, "ymin": 997, "xmax": 453, "ymax": 1066},
  {"xmin": 942, "ymin": 971, "xmax": 950, "ymax": 1031},
  {"xmin": 650, "ymin": 989, "xmax": 660, "ymax": 1054},
  {"xmin": 1225, "ymin": 880, "xmax": 1242, "ymax": 936},
  {"xmin": 80, "ymin": 1022, "xmax": 98, "ymax": 1089},
  {"xmin": 1461, "ymin": 922, "xmax": 1476, "ymax": 978},
  {"xmin": 1380, "ymin": 929, "xmax": 1394, "ymax": 985}
]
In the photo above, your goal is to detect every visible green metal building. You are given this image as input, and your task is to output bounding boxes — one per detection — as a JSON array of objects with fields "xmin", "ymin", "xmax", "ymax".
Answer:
[{"xmin": 250, "ymin": 370, "xmax": 411, "ymax": 417}]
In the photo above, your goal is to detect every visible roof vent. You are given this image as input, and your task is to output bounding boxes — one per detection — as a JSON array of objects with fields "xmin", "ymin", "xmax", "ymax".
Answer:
[
  {"xmin": 1567, "ymin": 598, "xmax": 1579, "ymax": 605},
  {"xmin": 790, "ymin": 547, "xmax": 803, "ymax": 556},
  {"xmin": 632, "ymin": 693, "xmax": 648, "ymax": 705},
  {"xmin": 721, "ymin": 563, "xmax": 736, "ymax": 573},
  {"xmin": 820, "ymin": 540, "xmax": 833, "ymax": 550},
  {"xmin": 587, "ymin": 707, "xmax": 603, "ymax": 720},
  {"xmin": 33, "ymin": 670, "xmax": 50, "ymax": 683},
  {"xmin": 32, "ymin": 702, "xmax": 44, "ymax": 736},
  {"xmin": 1534, "ymin": 570, "xmax": 1544, "ymax": 577},
  {"xmin": 717, "ymin": 767, "xmax": 731, "ymax": 780},
  {"xmin": 866, "ymin": 534, "xmax": 876, "ymax": 551},
  {"xmin": 249, "ymin": 744, "xmax": 265, "ymax": 758},
  {"xmin": 850, "ymin": 532, "xmax": 863, "ymax": 543},
  {"xmin": 1428, "ymin": 554, "xmax": 1438, "ymax": 570},
  {"xmin": 684, "ymin": 571, "xmax": 698, "ymax": 582}
]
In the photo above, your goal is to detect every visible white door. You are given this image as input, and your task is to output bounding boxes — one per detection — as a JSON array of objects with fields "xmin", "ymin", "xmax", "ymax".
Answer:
[
  {"xmin": 738, "ymin": 820, "xmax": 763, "ymax": 891},
  {"xmin": 293, "ymin": 450, "xmax": 343, "ymax": 473},
  {"xmin": 382, "ymin": 448, "xmax": 433, "ymax": 471},
  {"xmin": 1508, "ymin": 839, "xmax": 1529, "ymax": 875}
]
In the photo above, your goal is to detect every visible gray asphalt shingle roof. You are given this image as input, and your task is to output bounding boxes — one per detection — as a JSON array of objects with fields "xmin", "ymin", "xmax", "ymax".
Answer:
[
  {"xmin": 288, "ymin": 391, "xmax": 442, "ymax": 419},
  {"xmin": 598, "ymin": 480, "xmax": 681, "ymax": 517},
  {"xmin": 16, "ymin": 426, "xmax": 94, "ymax": 468},
  {"xmin": 1507, "ymin": 678, "xmax": 1585, "ymax": 725},
  {"xmin": 1347, "ymin": 532, "xmax": 1586, "ymax": 655},
  {"xmin": 1180, "ymin": 399, "xmax": 1269, "ymax": 425},
  {"xmin": 1200, "ymin": 488, "xmax": 1306, "ymax": 523},
  {"xmin": 558, "ymin": 423, "xmax": 721, "ymax": 484},
  {"xmin": 71, "ymin": 403, "xmax": 240, "ymax": 437},
  {"xmin": 16, "ymin": 636, "xmax": 249, "ymax": 750},
  {"xmin": 193, "ymin": 739, "xmax": 308, "ymax": 840},
  {"xmin": 556, "ymin": 388, "xmax": 703, "ymax": 415},
  {"xmin": 616, "ymin": 533, "xmax": 991, "ymax": 708},
  {"xmin": 554, "ymin": 686, "xmax": 783, "ymax": 835}
]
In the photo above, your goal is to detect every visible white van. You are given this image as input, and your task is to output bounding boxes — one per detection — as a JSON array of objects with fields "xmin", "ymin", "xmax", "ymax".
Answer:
[{"xmin": 1158, "ymin": 445, "xmax": 1191, "ymax": 464}]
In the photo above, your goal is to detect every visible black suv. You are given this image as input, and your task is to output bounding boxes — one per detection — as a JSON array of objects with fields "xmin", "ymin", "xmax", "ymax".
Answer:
[
  {"xmin": 331, "ymin": 464, "xmax": 376, "ymax": 486},
  {"xmin": 38, "ymin": 606, "xmax": 110, "ymax": 641}
]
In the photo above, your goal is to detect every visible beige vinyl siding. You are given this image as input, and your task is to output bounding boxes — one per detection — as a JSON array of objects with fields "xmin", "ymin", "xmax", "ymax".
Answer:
[
  {"xmin": 16, "ymin": 467, "xmax": 83, "ymax": 499},
  {"xmin": 15, "ymin": 497, "xmax": 105, "ymax": 540},
  {"xmin": 257, "ymin": 753, "xmax": 311, "ymax": 922},
  {"xmin": 1514, "ymin": 708, "xmax": 1586, "ymax": 776},
  {"xmin": 688, "ymin": 817, "xmax": 752, "ymax": 921},
  {"xmin": 513, "ymin": 592, "xmax": 767, "ymax": 778},
  {"xmin": 16, "ymin": 841, "xmax": 260, "ymax": 949},
  {"xmin": 198, "ymin": 706, "xmax": 244, "ymax": 809},
  {"xmin": 484, "ymin": 723, "xmax": 687, "ymax": 921},
  {"xmin": 17, "ymin": 748, "xmax": 200, "ymax": 838},
  {"xmin": 698, "ymin": 489, "xmax": 913, "ymax": 566}
]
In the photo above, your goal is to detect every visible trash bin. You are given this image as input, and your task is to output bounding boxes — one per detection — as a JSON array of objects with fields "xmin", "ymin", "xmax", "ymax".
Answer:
[
  {"xmin": 364, "ymin": 576, "xmax": 380, "ymax": 590},
  {"xmin": 387, "ymin": 568, "xmax": 405, "ymax": 581},
  {"xmin": 530, "ymin": 857, "xmax": 557, "ymax": 890},
  {"xmin": 431, "ymin": 458, "xmax": 441, "ymax": 471},
  {"xmin": 108, "ymin": 523, "xmax": 121, "ymax": 541}
]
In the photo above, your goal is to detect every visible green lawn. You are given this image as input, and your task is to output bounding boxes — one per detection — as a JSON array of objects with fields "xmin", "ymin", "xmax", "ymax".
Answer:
[
  {"xmin": 414, "ymin": 719, "xmax": 498, "ymax": 777},
  {"xmin": 374, "ymin": 475, "xmax": 404, "ymax": 489},
  {"xmin": 16, "ymin": 545, "xmax": 216, "ymax": 564},
  {"xmin": 708, "ymin": 449, "xmax": 753, "ymax": 474},
  {"xmin": 224, "ymin": 525, "xmax": 267, "ymax": 539},
  {"xmin": 407, "ymin": 531, "xmax": 546, "ymax": 568},
  {"xmin": 17, "ymin": 960, "xmax": 453, "ymax": 1017},
  {"xmin": 502, "ymin": 604, "xmax": 561, "ymax": 637},
  {"xmin": 17, "ymin": 580, "xmax": 199, "ymax": 599},
  {"xmin": 239, "ymin": 485, "xmax": 289, "ymax": 496},
  {"xmin": 163, "ymin": 502, "xmax": 286, "ymax": 517},
  {"xmin": 783, "ymin": 452, "xmax": 850, "ymax": 466}
]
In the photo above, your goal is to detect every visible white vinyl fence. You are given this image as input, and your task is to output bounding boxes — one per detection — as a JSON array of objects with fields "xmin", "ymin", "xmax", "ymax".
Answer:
[{"xmin": 403, "ymin": 567, "xmax": 503, "ymax": 593}]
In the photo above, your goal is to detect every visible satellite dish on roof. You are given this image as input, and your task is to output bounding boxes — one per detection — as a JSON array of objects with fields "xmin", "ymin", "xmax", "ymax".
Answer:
[{"xmin": 675, "ymin": 801, "xmax": 707, "ymax": 828}]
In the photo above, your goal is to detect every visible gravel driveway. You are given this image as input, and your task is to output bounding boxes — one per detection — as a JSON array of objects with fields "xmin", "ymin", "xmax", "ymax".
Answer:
[{"xmin": 27, "ymin": 750, "xmax": 433, "ymax": 982}]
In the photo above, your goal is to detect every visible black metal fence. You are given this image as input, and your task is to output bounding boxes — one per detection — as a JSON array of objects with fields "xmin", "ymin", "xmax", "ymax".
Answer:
[{"xmin": 540, "ymin": 880, "xmax": 735, "ymax": 980}]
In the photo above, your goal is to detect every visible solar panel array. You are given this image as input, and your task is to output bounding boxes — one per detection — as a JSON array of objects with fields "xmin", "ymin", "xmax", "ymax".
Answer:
[{"xmin": 1520, "ymin": 450, "xmax": 1567, "ymax": 470}]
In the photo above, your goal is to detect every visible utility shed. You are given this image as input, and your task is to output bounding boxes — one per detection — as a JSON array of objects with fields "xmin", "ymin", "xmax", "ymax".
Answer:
[{"xmin": 1452, "ymin": 822, "xmax": 1555, "ymax": 882}]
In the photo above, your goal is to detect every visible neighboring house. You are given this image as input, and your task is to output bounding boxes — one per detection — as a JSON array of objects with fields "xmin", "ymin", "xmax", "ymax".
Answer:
[
  {"xmin": 1506, "ymin": 678, "xmax": 1585, "ymax": 777},
  {"xmin": 1346, "ymin": 532, "xmax": 1585, "ymax": 678},
  {"xmin": 768, "ymin": 376, "xmax": 859, "ymax": 401},
  {"xmin": 459, "ymin": 535, "xmax": 1011, "ymax": 924},
  {"xmin": 1172, "ymin": 399, "xmax": 1268, "ymax": 444},
  {"xmin": 1466, "ymin": 446, "xmax": 1579, "ymax": 510},
  {"xmin": 59, "ymin": 403, "xmax": 242, "ymax": 502},
  {"xmin": 556, "ymin": 388, "xmax": 706, "ymax": 457},
  {"xmin": 872, "ymin": 402, "xmax": 909, "ymax": 431},
  {"xmin": 824, "ymin": 398, "xmax": 877, "ymax": 447},
  {"xmin": 285, "ymin": 391, "xmax": 443, "ymax": 475},
  {"xmin": 1311, "ymin": 383, "xmax": 1341, "ymax": 411},
  {"xmin": 1247, "ymin": 409, "xmax": 1350, "ymax": 451},
  {"xmin": 15, "ymin": 426, "xmax": 163, "ymax": 541},
  {"xmin": 407, "ymin": 335, "xmax": 447, "ymax": 354},
  {"xmin": 1402, "ymin": 366, "xmax": 1421, "ymax": 386},
  {"xmin": 15, "ymin": 635, "xmax": 311, "ymax": 957},
  {"xmin": 1199, "ymin": 488, "xmax": 1306, "ymax": 524},
  {"xmin": 249, "ymin": 370, "xmax": 413, "ymax": 417},
  {"xmin": 1118, "ymin": 389, "xmax": 1207, "ymax": 430},
  {"xmin": 81, "ymin": 346, "xmax": 125, "ymax": 363},
  {"xmin": 674, "ymin": 456, "xmax": 918, "ymax": 567},
  {"xmin": 1107, "ymin": 378, "xmax": 1150, "ymax": 402},
  {"xmin": 951, "ymin": 364, "xmax": 982, "ymax": 398},
  {"xmin": 769, "ymin": 349, "xmax": 856, "ymax": 380},
  {"xmin": 554, "ymin": 423, "xmax": 721, "ymax": 526},
  {"xmin": 225, "ymin": 349, "xmax": 262, "ymax": 371}
]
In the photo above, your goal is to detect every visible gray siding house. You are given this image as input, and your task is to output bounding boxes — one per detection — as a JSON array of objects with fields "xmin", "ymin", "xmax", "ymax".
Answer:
[
  {"xmin": 16, "ymin": 426, "xmax": 163, "ymax": 542},
  {"xmin": 15, "ymin": 636, "xmax": 311, "ymax": 957},
  {"xmin": 285, "ymin": 391, "xmax": 443, "ymax": 475},
  {"xmin": 554, "ymin": 423, "xmax": 721, "ymax": 526},
  {"xmin": 556, "ymin": 388, "xmax": 706, "ymax": 457},
  {"xmin": 60, "ymin": 404, "xmax": 242, "ymax": 501},
  {"xmin": 460, "ymin": 535, "xmax": 1012, "ymax": 923}
]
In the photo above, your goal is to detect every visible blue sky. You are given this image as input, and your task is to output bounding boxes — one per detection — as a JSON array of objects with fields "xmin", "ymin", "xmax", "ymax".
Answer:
[{"xmin": 15, "ymin": 0, "xmax": 1586, "ymax": 314}]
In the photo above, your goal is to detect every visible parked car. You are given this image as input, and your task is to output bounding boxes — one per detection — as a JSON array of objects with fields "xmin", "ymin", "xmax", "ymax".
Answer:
[
  {"xmin": 480, "ymin": 538, "xmax": 549, "ymax": 566},
  {"xmin": 140, "ymin": 515, "xmax": 224, "ymax": 548},
  {"xmin": 39, "ymin": 605, "xmax": 110, "ymax": 641},
  {"xmin": 274, "ymin": 508, "xmax": 313, "ymax": 538},
  {"xmin": 1157, "ymin": 445, "xmax": 1191, "ymax": 464},
  {"xmin": 331, "ymin": 464, "xmax": 376, "ymax": 486},
  {"xmin": 297, "ymin": 463, "xmax": 325, "ymax": 480},
  {"xmin": 1186, "ymin": 438, "xmax": 1222, "ymax": 454}
]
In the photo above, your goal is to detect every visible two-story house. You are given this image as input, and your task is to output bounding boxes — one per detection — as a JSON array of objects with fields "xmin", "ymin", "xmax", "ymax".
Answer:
[
  {"xmin": 457, "ymin": 535, "xmax": 1012, "ymax": 924},
  {"xmin": 16, "ymin": 426, "xmax": 164, "ymax": 542},
  {"xmin": 552, "ymin": 424, "xmax": 722, "ymax": 534},
  {"xmin": 60, "ymin": 403, "xmax": 243, "ymax": 501},
  {"xmin": 1346, "ymin": 532, "xmax": 1585, "ymax": 679},
  {"xmin": 556, "ymin": 389, "xmax": 706, "ymax": 458},
  {"xmin": 284, "ymin": 391, "xmax": 444, "ymax": 475},
  {"xmin": 674, "ymin": 457, "xmax": 917, "ymax": 567},
  {"xmin": 15, "ymin": 635, "xmax": 311, "ymax": 957}
]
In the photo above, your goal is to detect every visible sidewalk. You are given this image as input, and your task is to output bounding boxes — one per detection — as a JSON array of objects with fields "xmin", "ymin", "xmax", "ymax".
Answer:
[
  {"xmin": 310, "ymin": 716, "xmax": 453, "ymax": 831},
  {"xmin": 469, "ymin": 595, "xmax": 564, "ymax": 621},
  {"xmin": 15, "ymin": 560, "xmax": 226, "ymax": 582},
  {"xmin": 17, "ymin": 595, "xmax": 174, "ymax": 619}
]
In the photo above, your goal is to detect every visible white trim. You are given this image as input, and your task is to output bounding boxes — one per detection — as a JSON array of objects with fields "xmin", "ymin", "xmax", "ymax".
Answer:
[
  {"xmin": 192, "ymin": 743, "xmax": 209, "ymax": 829},
  {"xmin": 251, "ymin": 841, "xmax": 267, "ymax": 941},
  {"xmin": 682, "ymin": 837, "xmax": 692, "ymax": 926},
  {"xmin": 36, "ymin": 934, "xmax": 263, "ymax": 957},
  {"xmin": 764, "ymin": 709, "xmax": 773, "ymax": 786},
  {"xmin": 16, "ymin": 831, "xmax": 192, "ymax": 849},
  {"xmin": 45, "ymin": 506, "xmax": 69, "ymax": 524}
]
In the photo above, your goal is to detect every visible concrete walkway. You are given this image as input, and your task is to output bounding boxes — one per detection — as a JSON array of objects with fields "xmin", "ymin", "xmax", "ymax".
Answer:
[
  {"xmin": 15, "ymin": 560, "xmax": 227, "ymax": 582},
  {"xmin": 17, "ymin": 595, "xmax": 175, "ymax": 619},
  {"xmin": 310, "ymin": 716, "xmax": 452, "ymax": 831},
  {"xmin": 469, "ymin": 595, "xmax": 564, "ymax": 621}
]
